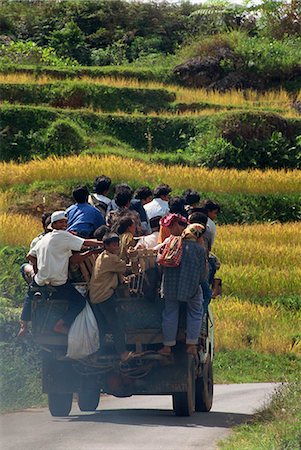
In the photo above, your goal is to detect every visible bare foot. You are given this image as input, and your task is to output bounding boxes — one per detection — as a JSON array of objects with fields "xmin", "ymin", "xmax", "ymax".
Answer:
[
  {"xmin": 158, "ymin": 346, "xmax": 172, "ymax": 356},
  {"xmin": 120, "ymin": 351, "xmax": 134, "ymax": 362},
  {"xmin": 17, "ymin": 322, "xmax": 28, "ymax": 338},
  {"xmin": 53, "ymin": 319, "xmax": 69, "ymax": 335},
  {"xmin": 186, "ymin": 344, "xmax": 197, "ymax": 356}
]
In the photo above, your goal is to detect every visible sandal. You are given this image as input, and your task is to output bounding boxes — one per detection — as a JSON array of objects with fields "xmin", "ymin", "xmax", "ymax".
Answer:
[
  {"xmin": 186, "ymin": 344, "xmax": 197, "ymax": 356},
  {"xmin": 158, "ymin": 346, "xmax": 172, "ymax": 356}
]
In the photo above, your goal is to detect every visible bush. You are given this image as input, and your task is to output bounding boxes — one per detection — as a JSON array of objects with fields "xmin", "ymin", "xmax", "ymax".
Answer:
[
  {"xmin": 0, "ymin": 41, "xmax": 78, "ymax": 67},
  {"xmin": 42, "ymin": 119, "xmax": 86, "ymax": 157},
  {"xmin": 187, "ymin": 112, "xmax": 301, "ymax": 169},
  {"xmin": 0, "ymin": 82, "xmax": 176, "ymax": 113}
]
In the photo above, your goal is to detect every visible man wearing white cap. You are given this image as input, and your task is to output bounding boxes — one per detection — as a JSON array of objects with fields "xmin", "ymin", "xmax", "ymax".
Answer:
[{"xmin": 18, "ymin": 210, "xmax": 101, "ymax": 336}]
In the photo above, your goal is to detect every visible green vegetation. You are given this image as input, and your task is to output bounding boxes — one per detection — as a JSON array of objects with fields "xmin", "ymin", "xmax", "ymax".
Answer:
[
  {"xmin": 0, "ymin": 82, "xmax": 175, "ymax": 112},
  {"xmin": 220, "ymin": 382, "xmax": 301, "ymax": 450},
  {"xmin": 1, "ymin": 104, "xmax": 300, "ymax": 170},
  {"xmin": 214, "ymin": 350, "xmax": 301, "ymax": 384}
]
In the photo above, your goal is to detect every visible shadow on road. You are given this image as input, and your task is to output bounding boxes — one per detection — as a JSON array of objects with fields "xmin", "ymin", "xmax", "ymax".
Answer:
[{"xmin": 63, "ymin": 409, "xmax": 252, "ymax": 429}]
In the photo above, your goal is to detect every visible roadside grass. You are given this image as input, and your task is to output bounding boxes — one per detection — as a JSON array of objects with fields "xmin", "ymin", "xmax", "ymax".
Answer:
[
  {"xmin": 1, "ymin": 155, "xmax": 301, "ymax": 195},
  {"xmin": 213, "ymin": 297, "xmax": 301, "ymax": 355},
  {"xmin": 219, "ymin": 381, "xmax": 301, "ymax": 449},
  {"xmin": 213, "ymin": 350, "xmax": 300, "ymax": 384}
]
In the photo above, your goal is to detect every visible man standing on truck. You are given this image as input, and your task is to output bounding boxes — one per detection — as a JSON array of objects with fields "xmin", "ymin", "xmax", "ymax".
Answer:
[
  {"xmin": 159, "ymin": 223, "xmax": 207, "ymax": 357},
  {"xmin": 18, "ymin": 211, "xmax": 102, "ymax": 337}
]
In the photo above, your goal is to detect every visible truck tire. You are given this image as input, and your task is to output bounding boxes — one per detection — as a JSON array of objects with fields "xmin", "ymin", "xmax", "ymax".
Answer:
[
  {"xmin": 195, "ymin": 356, "xmax": 213, "ymax": 412},
  {"xmin": 48, "ymin": 392, "xmax": 73, "ymax": 417},
  {"xmin": 77, "ymin": 388, "xmax": 100, "ymax": 412},
  {"xmin": 172, "ymin": 355, "xmax": 195, "ymax": 416}
]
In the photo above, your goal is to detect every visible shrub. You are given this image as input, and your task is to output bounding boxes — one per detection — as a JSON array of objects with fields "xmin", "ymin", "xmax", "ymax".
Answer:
[
  {"xmin": 42, "ymin": 119, "xmax": 86, "ymax": 157},
  {"xmin": 0, "ymin": 41, "xmax": 78, "ymax": 67}
]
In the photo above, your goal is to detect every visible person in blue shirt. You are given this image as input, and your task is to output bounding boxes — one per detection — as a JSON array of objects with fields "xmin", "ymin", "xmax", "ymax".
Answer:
[{"xmin": 66, "ymin": 185, "xmax": 105, "ymax": 238}]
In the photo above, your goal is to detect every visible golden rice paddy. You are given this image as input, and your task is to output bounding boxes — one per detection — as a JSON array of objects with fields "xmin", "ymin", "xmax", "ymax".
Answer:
[
  {"xmin": 1, "ymin": 155, "xmax": 301, "ymax": 195},
  {"xmin": 0, "ymin": 72, "xmax": 298, "ymax": 114}
]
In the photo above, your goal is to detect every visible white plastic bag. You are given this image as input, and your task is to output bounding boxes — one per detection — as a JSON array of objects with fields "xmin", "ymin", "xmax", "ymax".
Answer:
[{"xmin": 66, "ymin": 302, "xmax": 100, "ymax": 360}]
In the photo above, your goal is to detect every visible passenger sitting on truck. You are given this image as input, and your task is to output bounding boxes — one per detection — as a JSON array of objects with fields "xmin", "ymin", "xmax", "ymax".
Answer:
[
  {"xmin": 21, "ymin": 212, "xmax": 52, "ymax": 285},
  {"xmin": 66, "ymin": 185, "xmax": 105, "ymax": 238},
  {"xmin": 157, "ymin": 198, "xmax": 187, "ymax": 244},
  {"xmin": 17, "ymin": 211, "xmax": 102, "ymax": 337},
  {"xmin": 88, "ymin": 175, "xmax": 112, "ymax": 216},
  {"xmin": 183, "ymin": 189, "xmax": 201, "ymax": 212},
  {"xmin": 137, "ymin": 216, "xmax": 161, "ymax": 249},
  {"xmin": 89, "ymin": 232, "xmax": 133, "ymax": 362},
  {"xmin": 159, "ymin": 223, "xmax": 207, "ymax": 357},
  {"xmin": 116, "ymin": 215, "xmax": 137, "ymax": 262},
  {"xmin": 106, "ymin": 187, "xmax": 142, "ymax": 235},
  {"xmin": 155, "ymin": 213, "xmax": 187, "ymax": 250}
]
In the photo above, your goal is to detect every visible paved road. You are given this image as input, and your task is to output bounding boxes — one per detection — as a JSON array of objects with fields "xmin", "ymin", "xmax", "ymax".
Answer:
[{"xmin": 1, "ymin": 383, "xmax": 278, "ymax": 450}]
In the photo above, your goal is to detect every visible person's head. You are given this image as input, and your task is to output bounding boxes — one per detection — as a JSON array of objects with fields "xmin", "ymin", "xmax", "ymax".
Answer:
[
  {"xmin": 50, "ymin": 211, "xmax": 68, "ymax": 231},
  {"xmin": 93, "ymin": 175, "xmax": 111, "ymax": 196},
  {"xmin": 114, "ymin": 183, "xmax": 133, "ymax": 195},
  {"xmin": 153, "ymin": 184, "xmax": 172, "ymax": 201},
  {"xmin": 72, "ymin": 185, "xmax": 89, "ymax": 204},
  {"xmin": 150, "ymin": 216, "xmax": 161, "ymax": 232},
  {"xmin": 182, "ymin": 223, "xmax": 205, "ymax": 243},
  {"xmin": 200, "ymin": 200, "xmax": 221, "ymax": 221},
  {"xmin": 94, "ymin": 225, "xmax": 110, "ymax": 241},
  {"xmin": 117, "ymin": 215, "xmax": 136, "ymax": 236},
  {"xmin": 168, "ymin": 196, "xmax": 187, "ymax": 218},
  {"xmin": 114, "ymin": 188, "xmax": 132, "ymax": 209},
  {"xmin": 41, "ymin": 212, "xmax": 52, "ymax": 232},
  {"xmin": 183, "ymin": 189, "xmax": 200, "ymax": 207},
  {"xmin": 188, "ymin": 211, "xmax": 208, "ymax": 227},
  {"xmin": 134, "ymin": 186, "xmax": 153, "ymax": 205},
  {"xmin": 160, "ymin": 213, "xmax": 187, "ymax": 236},
  {"xmin": 103, "ymin": 233, "xmax": 120, "ymax": 255}
]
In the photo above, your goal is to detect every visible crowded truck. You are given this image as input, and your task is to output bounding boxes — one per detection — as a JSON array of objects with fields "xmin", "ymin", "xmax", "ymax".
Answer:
[{"xmin": 18, "ymin": 178, "xmax": 221, "ymax": 417}]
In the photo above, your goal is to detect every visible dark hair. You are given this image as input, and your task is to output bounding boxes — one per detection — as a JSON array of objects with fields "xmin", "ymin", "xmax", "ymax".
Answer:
[
  {"xmin": 73, "ymin": 185, "xmax": 89, "ymax": 203},
  {"xmin": 93, "ymin": 176, "xmax": 111, "ymax": 194},
  {"xmin": 134, "ymin": 186, "xmax": 153, "ymax": 201},
  {"xmin": 189, "ymin": 212, "xmax": 208, "ymax": 227},
  {"xmin": 41, "ymin": 212, "xmax": 52, "ymax": 228},
  {"xmin": 115, "ymin": 188, "xmax": 132, "ymax": 208},
  {"xmin": 183, "ymin": 189, "xmax": 200, "ymax": 206},
  {"xmin": 169, "ymin": 196, "xmax": 187, "ymax": 217},
  {"xmin": 114, "ymin": 183, "xmax": 133, "ymax": 195},
  {"xmin": 117, "ymin": 216, "xmax": 135, "ymax": 235},
  {"xmin": 94, "ymin": 225, "xmax": 110, "ymax": 240},
  {"xmin": 150, "ymin": 216, "xmax": 161, "ymax": 231},
  {"xmin": 200, "ymin": 199, "xmax": 221, "ymax": 213},
  {"xmin": 153, "ymin": 184, "xmax": 171, "ymax": 198},
  {"xmin": 103, "ymin": 233, "xmax": 120, "ymax": 246}
]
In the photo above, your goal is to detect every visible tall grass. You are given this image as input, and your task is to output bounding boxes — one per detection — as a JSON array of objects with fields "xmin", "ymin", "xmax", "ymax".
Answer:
[
  {"xmin": 0, "ymin": 213, "xmax": 41, "ymax": 247},
  {"xmin": 213, "ymin": 297, "xmax": 301, "ymax": 355},
  {"xmin": 1, "ymin": 155, "xmax": 301, "ymax": 194},
  {"xmin": 0, "ymin": 72, "xmax": 297, "ymax": 112}
]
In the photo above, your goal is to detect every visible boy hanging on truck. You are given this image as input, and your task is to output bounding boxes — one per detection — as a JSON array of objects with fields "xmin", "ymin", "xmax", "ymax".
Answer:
[
  {"xmin": 89, "ymin": 232, "xmax": 133, "ymax": 362},
  {"xmin": 18, "ymin": 211, "xmax": 102, "ymax": 337},
  {"xmin": 159, "ymin": 223, "xmax": 207, "ymax": 357}
]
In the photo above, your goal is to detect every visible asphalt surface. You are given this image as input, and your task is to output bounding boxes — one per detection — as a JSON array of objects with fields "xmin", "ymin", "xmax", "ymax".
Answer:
[{"xmin": 1, "ymin": 383, "xmax": 278, "ymax": 450}]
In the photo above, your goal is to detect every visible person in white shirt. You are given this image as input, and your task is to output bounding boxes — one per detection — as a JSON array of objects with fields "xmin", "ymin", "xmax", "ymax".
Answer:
[
  {"xmin": 137, "ymin": 216, "xmax": 161, "ymax": 248},
  {"xmin": 144, "ymin": 184, "xmax": 171, "ymax": 221},
  {"xmin": 18, "ymin": 211, "xmax": 101, "ymax": 337},
  {"xmin": 200, "ymin": 200, "xmax": 220, "ymax": 247}
]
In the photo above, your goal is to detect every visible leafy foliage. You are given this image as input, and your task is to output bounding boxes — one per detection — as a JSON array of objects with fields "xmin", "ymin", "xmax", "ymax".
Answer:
[{"xmin": 0, "ymin": 40, "xmax": 78, "ymax": 67}]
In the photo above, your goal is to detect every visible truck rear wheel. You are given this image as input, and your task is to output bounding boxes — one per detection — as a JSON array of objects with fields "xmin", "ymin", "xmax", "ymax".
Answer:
[
  {"xmin": 195, "ymin": 356, "xmax": 213, "ymax": 412},
  {"xmin": 48, "ymin": 392, "xmax": 73, "ymax": 417},
  {"xmin": 172, "ymin": 355, "xmax": 195, "ymax": 416},
  {"xmin": 78, "ymin": 388, "xmax": 100, "ymax": 412}
]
